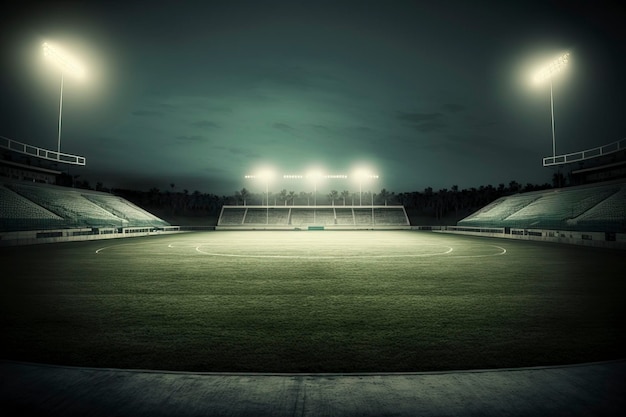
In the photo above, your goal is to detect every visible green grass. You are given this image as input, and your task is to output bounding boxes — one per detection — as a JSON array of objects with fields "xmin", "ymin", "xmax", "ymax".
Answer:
[{"xmin": 1, "ymin": 231, "xmax": 624, "ymax": 372}]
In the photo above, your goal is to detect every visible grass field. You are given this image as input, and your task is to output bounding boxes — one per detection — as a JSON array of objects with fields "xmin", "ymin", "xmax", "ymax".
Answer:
[{"xmin": 1, "ymin": 230, "xmax": 624, "ymax": 373}]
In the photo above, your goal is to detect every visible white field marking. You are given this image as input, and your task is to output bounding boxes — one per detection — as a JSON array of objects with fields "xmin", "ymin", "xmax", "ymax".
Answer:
[
  {"xmin": 95, "ymin": 241, "xmax": 163, "ymax": 254},
  {"xmin": 448, "ymin": 245, "xmax": 507, "ymax": 258},
  {"xmin": 193, "ymin": 245, "xmax": 454, "ymax": 259}
]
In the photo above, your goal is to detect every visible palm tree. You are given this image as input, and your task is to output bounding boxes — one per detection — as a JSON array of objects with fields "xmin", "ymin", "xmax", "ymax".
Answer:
[
  {"xmin": 328, "ymin": 190, "xmax": 339, "ymax": 206},
  {"xmin": 239, "ymin": 188, "xmax": 250, "ymax": 206},
  {"xmin": 288, "ymin": 191, "xmax": 296, "ymax": 205},
  {"xmin": 340, "ymin": 190, "xmax": 350, "ymax": 206},
  {"xmin": 378, "ymin": 188, "xmax": 390, "ymax": 206},
  {"xmin": 279, "ymin": 189, "xmax": 288, "ymax": 206},
  {"xmin": 508, "ymin": 180, "xmax": 520, "ymax": 194},
  {"xmin": 300, "ymin": 191, "xmax": 312, "ymax": 206}
]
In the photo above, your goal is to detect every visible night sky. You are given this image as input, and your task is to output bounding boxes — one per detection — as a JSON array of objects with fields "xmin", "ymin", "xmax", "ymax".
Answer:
[{"xmin": 2, "ymin": 0, "xmax": 625, "ymax": 196}]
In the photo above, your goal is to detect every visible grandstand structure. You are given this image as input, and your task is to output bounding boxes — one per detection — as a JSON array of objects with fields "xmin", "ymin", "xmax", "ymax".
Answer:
[
  {"xmin": 457, "ymin": 179, "xmax": 626, "ymax": 233},
  {"xmin": 449, "ymin": 138, "xmax": 626, "ymax": 248},
  {"xmin": 0, "ymin": 178, "xmax": 176, "ymax": 245},
  {"xmin": 1, "ymin": 134, "xmax": 176, "ymax": 245},
  {"xmin": 217, "ymin": 205, "xmax": 410, "ymax": 230}
]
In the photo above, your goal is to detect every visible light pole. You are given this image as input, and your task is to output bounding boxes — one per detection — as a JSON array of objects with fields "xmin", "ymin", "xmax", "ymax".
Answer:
[
  {"xmin": 353, "ymin": 170, "xmax": 378, "ymax": 207},
  {"xmin": 42, "ymin": 42, "xmax": 85, "ymax": 155},
  {"xmin": 534, "ymin": 52, "xmax": 569, "ymax": 158},
  {"xmin": 245, "ymin": 171, "xmax": 273, "ymax": 224},
  {"xmin": 306, "ymin": 171, "xmax": 323, "ymax": 223}
]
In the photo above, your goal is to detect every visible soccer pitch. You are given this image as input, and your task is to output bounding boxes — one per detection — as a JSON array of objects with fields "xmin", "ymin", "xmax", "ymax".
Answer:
[{"xmin": 1, "ymin": 230, "xmax": 624, "ymax": 373}]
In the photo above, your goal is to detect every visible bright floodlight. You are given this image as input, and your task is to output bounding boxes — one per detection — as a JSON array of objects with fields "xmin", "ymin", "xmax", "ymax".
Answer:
[
  {"xmin": 42, "ymin": 42, "xmax": 85, "ymax": 79},
  {"xmin": 353, "ymin": 170, "xmax": 379, "ymax": 180},
  {"xmin": 352, "ymin": 169, "xmax": 378, "ymax": 206},
  {"xmin": 245, "ymin": 170, "xmax": 275, "ymax": 222},
  {"xmin": 532, "ymin": 52, "xmax": 571, "ymax": 158},
  {"xmin": 533, "ymin": 52, "xmax": 569, "ymax": 84},
  {"xmin": 306, "ymin": 170, "xmax": 323, "ymax": 180},
  {"xmin": 42, "ymin": 42, "xmax": 87, "ymax": 154}
]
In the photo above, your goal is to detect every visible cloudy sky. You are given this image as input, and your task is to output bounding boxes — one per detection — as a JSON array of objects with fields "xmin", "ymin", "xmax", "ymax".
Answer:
[{"xmin": 1, "ymin": 0, "xmax": 624, "ymax": 195}]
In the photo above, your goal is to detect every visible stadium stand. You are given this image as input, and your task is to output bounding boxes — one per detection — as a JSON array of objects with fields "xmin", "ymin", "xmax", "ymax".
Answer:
[
  {"xmin": 290, "ymin": 208, "xmax": 316, "ymax": 226},
  {"xmin": 312, "ymin": 208, "xmax": 336, "ymax": 225},
  {"xmin": 7, "ymin": 182, "xmax": 127, "ymax": 228},
  {"xmin": 0, "ymin": 184, "xmax": 66, "ymax": 232},
  {"xmin": 570, "ymin": 186, "xmax": 626, "ymax": 232},
  {"xmin": 335, "ymin": 208, "xmax": 355, "ymax": 225},
  {"xmin": 0, "ymin": 179, "xmax": 171, "ymax": 233},
  {"xmin": 217, "ymin": 206, "xmax": 410, "ymax": 229},
  {"xmin": 82, "ymin": 194, "xmax": 170, "ymax": 228},
  {"xmin": 243, "ymin": 208, "xmax": 290, "ymax": 225},
  {"xmin": 219, "ymin": 207, "xmax": 246, "ymax": 225},
  {"xmin": 458, "ymin": 180, "xmax": 626, "ymax": 233},
  {"xmin": 374, "ymin": 207, "xmax": 410, "ymax": 225},
  {"xmin": 354, "ymin": 208, "xmax": 374, "ymax": 225}
]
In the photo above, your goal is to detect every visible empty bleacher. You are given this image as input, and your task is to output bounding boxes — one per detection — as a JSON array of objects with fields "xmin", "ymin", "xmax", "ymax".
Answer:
[
  {"xmin": 83, "ymin": 194, "xmax": 169, "ymax": 227},
  {"xmin": 0, "ymin": 185, "xmax": 66, "ymax": 232},
  {"xmin": 219, "ymin": 207, "xmax": 246, "ymax": 225},
  {"xmin": 460, "ymin": 195, "xmax": 540, "ymax": 225},
  {"xmin": 354, "ymin": 208, "xmax": 374, "ymax": 225},
  {"xmin": 0, "ymin": 180, "xmax": 170, "ymax": 233},
  {"xmin": 458, "ymin": 181, "xmax": 626, "ymax": 232},
  {"xmin": 217, "ymin": 206, "xmax": 410, "ymax": 229},
  {"xmin": 7, "ymin": 182, "xmax": 127, "ymax": 227},
  {"xmin": 335, "ymin": 208, "xmax": 355, "ymax": 225},
  {"xmin": 571, "ymin": 186, "xmax": 626, "ymax": 232},
  {"xmin": 290, "ymin": 208, "xmax": 316, "ymax": 226},
  {"xmin": 312, "ymin": 208, "xmax": 336, "ymax": 225},
  {"xmin": 374, "ymin": 207, "xmax": 409, "ymax": 225},
  {"xmin": 243, "ymin": 208, "xmax": 290, "ymax": 225}
]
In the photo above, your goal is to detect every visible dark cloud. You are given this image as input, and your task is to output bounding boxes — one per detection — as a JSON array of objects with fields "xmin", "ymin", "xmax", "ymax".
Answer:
[
  {"xmin": 131, "ymin": 110, "xmax": 163, "ymax": 117},
  {"xmin": 175, "ymin": 135, "xmax": 206, "ymax": 143},
  {"xmin": 397, "ymin": 112, "xmax": 447, "ymax": 132},
  {"xmin": 348, "ymin": 126, "xmax": 376, "ymax": 133},
  {"xmin": 217, "ymin": 146, "xmax": 260, "ymax": 159},
  {"xmin": 442, "ymin": 103, "xmax": 465, "ymax": 113},
  {"xmin": 191, "ymin": 120, "xmax": 220, "ymax": 129},
  {"xmin": 273, "ymin": 123, "xmax": 295, "ymax": 131},
  {"xmin": 397, "ymin": 112, "xmax": 444, "ymax": 123},
  {"xmin": 412, "ymin": 122, "xmax": 448, "ymax": 133}
]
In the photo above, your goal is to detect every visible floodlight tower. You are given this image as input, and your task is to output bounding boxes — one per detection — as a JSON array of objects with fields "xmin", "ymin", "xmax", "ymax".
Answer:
[
  {"xmin": 353, "ymin": 170, "xmax": 378, "ymax": 206},
  {"xmin": 42, "ymin": 42, "xmax": 85, "ymax": 154},
  {"xmin": 245, "ymin": 170, "xmax": 274, "ymax": 224},
  {"xmin": 306, "ymin": 171, "xmax": 324, "ymax": 207},
  {"xmin": 306, "ymin": 171, "xmax": 324, "ymax": 224},
  {"xmin": 533, "ymin": 52, "xmax": 570, "ymax": 158}
]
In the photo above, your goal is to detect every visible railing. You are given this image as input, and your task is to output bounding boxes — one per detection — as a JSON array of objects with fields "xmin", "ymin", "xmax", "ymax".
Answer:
[
  {"xmin": 543, "ymin": 138, "xmax": 625, "ymax": 167},
  {"xmin": 0, "ymin": 135, "xmax": 86, "ymax": 165}
]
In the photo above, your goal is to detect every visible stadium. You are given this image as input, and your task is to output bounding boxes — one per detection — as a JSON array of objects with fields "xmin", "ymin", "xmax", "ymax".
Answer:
[
  {"xmin": 2, "ymin": 126, "xmax": 625, "ymax": 415},
  {"xmin": 1, "ymin": 13, "xmax": 625, "ymax": 415}
]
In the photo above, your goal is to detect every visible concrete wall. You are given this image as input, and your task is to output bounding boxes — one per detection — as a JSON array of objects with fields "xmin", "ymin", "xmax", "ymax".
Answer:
[
  {"xmin": 411, "ymin": 225, "xmax": 626, "ymax": 250},
  {"xmin": 0, "ymin": 226, "xmax": 182, "ymax": 247}
]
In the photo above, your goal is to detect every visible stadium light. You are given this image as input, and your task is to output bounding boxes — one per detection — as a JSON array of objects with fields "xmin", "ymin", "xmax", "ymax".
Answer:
[
  {"xmin": 533, "ymin": 52, "xmax": 570, "ymax": 158},
  {"xmin": 306, "ymin": 171, "xmax": 324, "ymax": 207},
  {"xmin": 353, "ymin": 170, "xmax": 378, "ymax": 206},
  {"xmin": 245, "ymin": 170, "xmax": 274, "ymax": 224},
  {"xmin": 42, "ymin": 42, "xmax": 86, "ymax": 154}
]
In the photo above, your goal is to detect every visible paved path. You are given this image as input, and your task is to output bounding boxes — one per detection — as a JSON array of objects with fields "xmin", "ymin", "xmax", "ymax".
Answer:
[{"xmin": 1, "ymin": 360, "xmax": 625, "ymax": 416}]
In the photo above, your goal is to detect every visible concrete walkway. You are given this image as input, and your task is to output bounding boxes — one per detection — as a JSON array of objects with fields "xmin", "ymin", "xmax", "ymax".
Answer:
[{"xmin": 1, "ymin": 360, "xmax": 625, "ymax": 416}]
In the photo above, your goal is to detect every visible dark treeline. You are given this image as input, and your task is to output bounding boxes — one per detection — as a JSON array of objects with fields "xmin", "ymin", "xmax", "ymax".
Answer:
[{"xmin": 72, "ymin": 173, "xmax": 565, "ymax": 222}]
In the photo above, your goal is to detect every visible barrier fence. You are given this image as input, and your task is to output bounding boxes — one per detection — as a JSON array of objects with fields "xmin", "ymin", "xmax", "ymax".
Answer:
[
  {"xmin": 412, "ymin": 225, "xmax": 626, "ymax": 249},
  {"xmin": 0, "ymin": 226, "xmax": 181, "ymax": 246}
]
